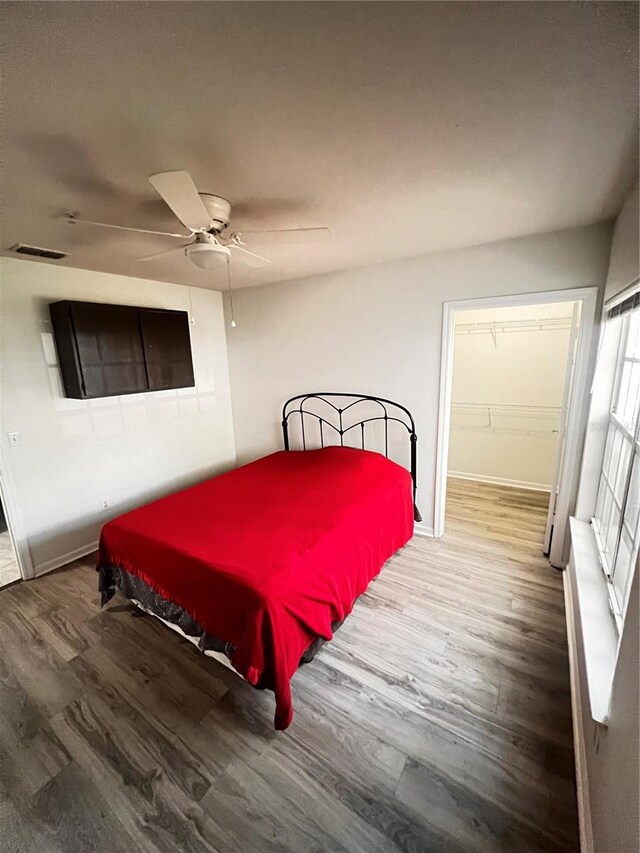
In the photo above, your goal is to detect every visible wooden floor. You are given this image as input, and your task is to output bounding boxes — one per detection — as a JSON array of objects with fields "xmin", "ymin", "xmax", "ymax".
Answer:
[{"xmin": 0, "ymin": 479, "xmax": 579, "ymax": 853}]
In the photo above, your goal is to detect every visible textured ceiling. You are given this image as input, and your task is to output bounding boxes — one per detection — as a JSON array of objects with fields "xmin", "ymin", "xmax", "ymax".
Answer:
[{"xmin": 1, "ymin": 1, "xmax": 638, "ymax": 291}]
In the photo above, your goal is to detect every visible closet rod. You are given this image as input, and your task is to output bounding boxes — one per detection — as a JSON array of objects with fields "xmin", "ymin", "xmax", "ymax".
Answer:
[{"xmin": 455, "ymin": 317, "xmax": 572, "ymax": 335}]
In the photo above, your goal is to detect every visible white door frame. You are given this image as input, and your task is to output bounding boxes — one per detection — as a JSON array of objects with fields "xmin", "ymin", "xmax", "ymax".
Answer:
[
  {"xmin": 0, "ymin": 451, "xmax": 33, "ymax": 581},
  {"xmin": 433, "ymin": 286, "xmax": 599, "ymax": 568},
  {"xmin": 543, "ymin": 302, "xmax": 581, "ymax": 555}
]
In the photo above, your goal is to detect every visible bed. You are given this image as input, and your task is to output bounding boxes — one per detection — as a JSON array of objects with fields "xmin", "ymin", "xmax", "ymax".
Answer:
[{"xmin": 97, "ymin": 393, "xmax": 420, "ymax": 729}]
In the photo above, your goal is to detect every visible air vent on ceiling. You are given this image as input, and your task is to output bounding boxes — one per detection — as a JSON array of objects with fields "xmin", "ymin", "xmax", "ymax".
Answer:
[{"xmin": 12, "ymin": 243, "xmax": 67, "ymax": 260}]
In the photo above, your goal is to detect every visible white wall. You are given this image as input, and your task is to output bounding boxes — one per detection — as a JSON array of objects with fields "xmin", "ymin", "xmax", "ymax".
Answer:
[
  {"xmin": 0, "ymin": 258, "xmax": 236, "ymax": 575},
  {"xmin": 604, "ymin": 182, "xmax": 639, "ymax": 302},
  {"xmin": 226, "ymin": 223, "xmax": 612, "ymax": 533},
  {"xmin": 448, "ymin": 302, "xmax": 575, "ymax": 489},
  {"xmin": 570, "ymin": 183, "xmax": 639, "ymax": 853}
]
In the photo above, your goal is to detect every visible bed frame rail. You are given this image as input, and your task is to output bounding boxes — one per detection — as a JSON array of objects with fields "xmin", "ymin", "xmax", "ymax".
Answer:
[{"xmin": 282, "ymin": 393, "xmax": 421, "ymax": 522}]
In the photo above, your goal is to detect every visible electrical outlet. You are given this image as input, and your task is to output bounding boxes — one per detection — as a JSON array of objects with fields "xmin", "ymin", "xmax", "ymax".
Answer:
[
  {"xmin": 7, "ymin": 432, "xmax": 20, "ymax": 447},
  {"xmin": 101, "ymin": 498, "xmax": 110, "ymax": 511}
]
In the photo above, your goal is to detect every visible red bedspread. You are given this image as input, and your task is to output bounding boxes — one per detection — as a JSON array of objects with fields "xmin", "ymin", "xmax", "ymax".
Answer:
[{"xmin": 97, "ymin": 446, "xmax": 414, "ymax": 729}]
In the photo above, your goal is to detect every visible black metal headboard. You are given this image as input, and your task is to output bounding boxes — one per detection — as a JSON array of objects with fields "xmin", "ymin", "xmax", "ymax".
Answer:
[{"xmin": 282, "ymin": 393, "xmax": 421, "ymax": 522}]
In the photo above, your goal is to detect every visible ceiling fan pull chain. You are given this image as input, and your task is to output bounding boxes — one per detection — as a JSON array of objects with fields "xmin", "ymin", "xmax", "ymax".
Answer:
[{"xmin": 226, "ymin": 255, "xmax": 237, "ymax": 328}]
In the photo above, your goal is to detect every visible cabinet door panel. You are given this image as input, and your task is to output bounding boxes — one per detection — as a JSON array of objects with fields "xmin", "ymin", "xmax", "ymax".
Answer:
[
  {"xmin": 71, "ymin": 303, "xmax": 147, "ymax": 397},
  {"xmin": 140, "ymin": 309, "xmax": 195, "ymax": 391}
]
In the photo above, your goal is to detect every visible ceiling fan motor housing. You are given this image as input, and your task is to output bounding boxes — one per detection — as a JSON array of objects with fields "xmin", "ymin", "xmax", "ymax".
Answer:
[{"xmin": 199, "ymin": 193, "xmax": 231, "ymax": 233}]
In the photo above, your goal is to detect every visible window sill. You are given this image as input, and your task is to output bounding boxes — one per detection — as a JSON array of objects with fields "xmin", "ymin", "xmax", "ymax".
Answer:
[{"xmin": 568, "ymin": 517, "xmax": 619, "ymax": 726}]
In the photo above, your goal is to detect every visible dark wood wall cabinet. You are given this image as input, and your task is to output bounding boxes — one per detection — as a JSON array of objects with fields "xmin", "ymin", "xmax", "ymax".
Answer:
[{"xmin": 49, "ymin": 300, "xmax": 195, "ymax": 399}]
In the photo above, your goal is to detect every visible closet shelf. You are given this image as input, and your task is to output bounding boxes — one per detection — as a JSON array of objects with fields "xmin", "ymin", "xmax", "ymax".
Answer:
[
  {"xmin": 455, "ymin": 317, "xmax": 573, "ymax": 335},
  {"xmin": 455, "ymin": 316, "xmax": 573, "ymax": 346},
  {"xmin": 451, "ymin": 402, "xmax": 561, "ymax": 434}
]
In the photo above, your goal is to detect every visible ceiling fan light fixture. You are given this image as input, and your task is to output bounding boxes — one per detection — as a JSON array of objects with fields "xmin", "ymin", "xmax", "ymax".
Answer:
[{"xmin": 185, "ymin": 240, "xmax": 231, "ymax": 270}]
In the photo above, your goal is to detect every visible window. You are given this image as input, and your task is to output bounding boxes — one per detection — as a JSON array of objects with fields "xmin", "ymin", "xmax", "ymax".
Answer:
[{"xmin": 592, "ymin": 305, "xmax": 640, "ymax": 627}]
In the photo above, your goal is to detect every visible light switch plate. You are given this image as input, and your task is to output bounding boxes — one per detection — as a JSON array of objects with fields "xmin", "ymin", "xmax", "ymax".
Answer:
[{"xmin": 7, "ymin": 432, "xmax": 20, "ymax": 447}]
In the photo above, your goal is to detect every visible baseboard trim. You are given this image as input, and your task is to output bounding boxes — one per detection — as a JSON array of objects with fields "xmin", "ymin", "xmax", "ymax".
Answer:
[
  {"xmin": 34, "ymin": 541, "xmax": 99, "ymax": 578},
  {"xmin": 448, "ymin": 471, "xmax": 552, "ymax": 493},
  {"xmin": 413, "ymin": 524, "xmax": 434, "ymax": 538},
  {"xmin": 563, "ymin": 569, "xmax": 595, "ymax": 853}
]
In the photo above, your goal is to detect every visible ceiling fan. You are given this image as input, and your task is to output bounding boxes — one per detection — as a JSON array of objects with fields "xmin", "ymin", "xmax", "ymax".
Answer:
[{"xmin": 66, "ymin": 170, "xmax": 331, "ymax": 271}]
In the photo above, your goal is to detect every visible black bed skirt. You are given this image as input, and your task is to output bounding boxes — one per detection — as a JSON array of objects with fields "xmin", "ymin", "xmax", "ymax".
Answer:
[{"xmin": 98, "ymin": 564, "xmax": 338, "ymax": 672}]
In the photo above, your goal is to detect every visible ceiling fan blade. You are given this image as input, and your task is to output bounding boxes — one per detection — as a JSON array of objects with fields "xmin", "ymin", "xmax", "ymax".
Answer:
[
  {"xmin": 65, "ymin": 213, "xmax": 188, "ymax": 239},
  {"xmin": 149, "ymin": 171, "xmax": 212, "ymax": 232},
  {"xmin": 135, "ymin": 245, "xmax": 188, "ymax": 263},
  {"xmin": 230, "ymin": 227, "xmax": 331, "ymax": 246},
  {"xmin": 229, "ymin": 244, "xmax": 272, "ymax": 268}
]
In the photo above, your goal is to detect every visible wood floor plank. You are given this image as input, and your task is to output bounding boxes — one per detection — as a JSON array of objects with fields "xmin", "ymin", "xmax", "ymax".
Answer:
[
  {"xmin": 0, "ymin": 581, "xmax": 54, "ymax": 619},
  {"xmin": 49, "ymin": 695, "xmax": 227, "ymax": 853},
  {"xmin": 395, "ymin": 755, "xmax": 568, "ymax": 853},
  {"xmin": 0, "ymin": 658, "xmax": 71, "ymax": 800},
  {"xmin": 0, "ymin": 477, "xmax": 579, "ymax": 851},
  {"xmin": 220, "ymin": 742, "xmax": 411, "ymax": 853},
  {"xmin": 0, "ymin": 610, "xmax": 85, "ymax": 719},
  {"xmin": 66, "ymin": 656, "xmax": 217, "ymax": 802},
  {"xmin": 78, "ymin": 622, "xmax": 227, "ymax": 731},
  {"xmin": 0, "ymin": 763, "xmax": 134, "ymax": 853},
  {"xmin": 202, "ymin": 752, "xmax": 351, "ymax": 853},
  {"xmin": 346, "ymin": 687, "xmax": 577, "ymax": 851},
  {"xmin": 288, "ymin": 686, "xmax": 407, "ymax": 798}
]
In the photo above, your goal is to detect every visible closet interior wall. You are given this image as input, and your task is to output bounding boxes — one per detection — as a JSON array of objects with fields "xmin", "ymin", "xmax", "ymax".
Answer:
[{"xmin": 448, "ymin": 301, "xmax": 577, "ymax": 491}]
